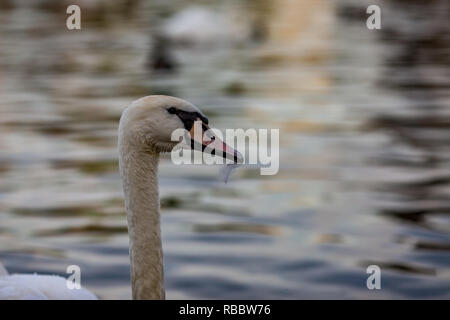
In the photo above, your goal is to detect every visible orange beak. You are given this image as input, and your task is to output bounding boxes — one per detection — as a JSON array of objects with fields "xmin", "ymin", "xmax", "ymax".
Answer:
[{"xmin": 189, "ymin": 120, "xmax": 243, "ymax": 163}]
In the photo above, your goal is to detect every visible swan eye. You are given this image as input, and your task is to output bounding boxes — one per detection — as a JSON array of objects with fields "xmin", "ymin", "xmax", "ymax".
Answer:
[{"xmin": 167, "ymin": 107, "xmax": 177, "ymax": 114}]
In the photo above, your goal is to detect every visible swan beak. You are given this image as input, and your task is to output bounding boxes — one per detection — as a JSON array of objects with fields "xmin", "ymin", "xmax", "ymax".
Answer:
[{"xmin": 189, "ymin": 120, "xmax": 243, "ymax": 163}]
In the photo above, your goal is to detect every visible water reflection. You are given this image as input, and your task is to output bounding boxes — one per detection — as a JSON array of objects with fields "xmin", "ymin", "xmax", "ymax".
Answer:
[
  {"xmin": 0, "ymin": 0, "xmax": 449, "ymax": 299},
  {"xmin": 367, "ymin": 0, "xmax": 450, "ymax": 244},
  {"xmin": 193, "ymin": 223, "xmax": 283, "ymax": 236}
]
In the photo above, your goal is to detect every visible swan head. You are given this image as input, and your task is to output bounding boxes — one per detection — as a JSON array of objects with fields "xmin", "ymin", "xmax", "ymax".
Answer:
[{"xmin": 119, "ymin": 95, "xmax": 242, "ymax": 161}]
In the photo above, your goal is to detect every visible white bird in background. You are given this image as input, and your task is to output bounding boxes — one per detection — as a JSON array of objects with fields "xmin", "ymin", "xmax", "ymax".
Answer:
[
  {"xmin": 0, "ymin": 95, "xmax": 241, "ymax": 300},
  {"xmin": 162, "ymin": 6, "xmax": 250, "ymax": 46}
]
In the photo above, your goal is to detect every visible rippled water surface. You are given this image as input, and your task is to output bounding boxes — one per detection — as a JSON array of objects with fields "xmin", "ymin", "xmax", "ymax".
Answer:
[{"xmin": 0, "ymin": 0, "xmax": 449, "ymax": 299}]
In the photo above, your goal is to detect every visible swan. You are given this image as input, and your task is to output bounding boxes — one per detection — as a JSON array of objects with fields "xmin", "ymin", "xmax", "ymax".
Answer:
[
  {"xmin": 0, "ymin": 95, "xmax": 241, "ymax": 300},
  {"xmin": 0, "ymin": 264, "xmax": 97, "ymax": 300}
]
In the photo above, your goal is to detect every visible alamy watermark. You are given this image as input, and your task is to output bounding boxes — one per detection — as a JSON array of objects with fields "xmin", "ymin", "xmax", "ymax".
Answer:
[
  {"xmin": 66, "ymin": 264, "xmax": 81, "ymax": 289},
  {"xmin": 169, "ymin": 121, "xmax": 280, "ymax": 176},
  {"xmin": 366, "ymin": 265, "xmax": 381, "ymax": 290},
  {"xmin": 366, "ymin": 5, "xmax": 381, "ymax": 30},
  {"xmin": 66, "ymin": 5, "xmax": 81, "ymax": 30}
]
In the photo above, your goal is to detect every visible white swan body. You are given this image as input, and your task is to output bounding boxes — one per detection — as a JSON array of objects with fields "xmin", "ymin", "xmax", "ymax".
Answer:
[
  {"xmin": 1, "ymin": 95, "xmax": 239, "ymax": 300},
  {"xmin": 0, "ymin": 262, "xmax": 96, "ymax": 300},
  {"xmin": 0, "ymin": 274, "xmax": 97, "ymax": 300}
]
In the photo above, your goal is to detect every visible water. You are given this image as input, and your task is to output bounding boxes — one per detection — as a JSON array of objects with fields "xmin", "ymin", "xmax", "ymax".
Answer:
[{"xmin": 0, "ymin": 0, "xmax": 449, "ymax": 299}]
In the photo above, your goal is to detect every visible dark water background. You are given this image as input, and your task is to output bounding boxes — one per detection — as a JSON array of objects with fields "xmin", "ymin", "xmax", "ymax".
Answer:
[{"xmin": 0, "ymin": 0, "xmax": 449, "ymax": 299}]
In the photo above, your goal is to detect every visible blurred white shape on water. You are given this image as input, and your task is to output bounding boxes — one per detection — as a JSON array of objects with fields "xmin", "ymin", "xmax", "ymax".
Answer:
[{"xmin": 163, "ymin": 6, "xmax": 248, "ymax": 46}]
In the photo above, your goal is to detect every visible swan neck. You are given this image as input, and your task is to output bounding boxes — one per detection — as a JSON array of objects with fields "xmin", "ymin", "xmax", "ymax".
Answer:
[{"xmin": 119, "ymin": 146, "xmax": 165, "ymax": 300}]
